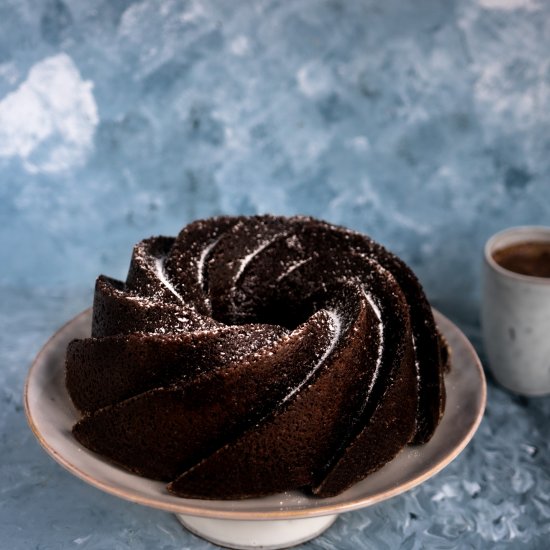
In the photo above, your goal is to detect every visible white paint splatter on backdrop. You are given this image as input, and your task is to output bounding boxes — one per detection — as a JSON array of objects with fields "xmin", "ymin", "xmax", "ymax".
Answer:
[
  {"xmin": 0, "ymin": 53, "xmax": 98, "ymax": 173},
  {"xmin": 478, "ymin": 0, "xmax": 539, "ymax": 11},
  {"xmin": 296, "ymin": 61, "xmax": 332, "ymax": 98},
  {"xmin": 230, "ymin": 36, "xmax": 250, "ymax": 56}
]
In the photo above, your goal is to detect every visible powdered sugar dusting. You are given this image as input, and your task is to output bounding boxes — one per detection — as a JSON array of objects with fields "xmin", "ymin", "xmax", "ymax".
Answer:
[
  {"xmin": 412, "ymin": 333, "xmax": 421, "ymax": 383},
  {"xmin": 155, "ymin": 256, "xmax": 184, "ymax": 302},
  {"xmin": 363, "ymin": 289, "xmax": 384, "ymax": 396},
  {"xmin": 197, "ymin": 238, "xmax": 220, "ymax": 289},
  {"xmin": 234, "ymin": 236, "xmax": 281, "ymax": 283},
  {"xmin": 276, "ymin": 258, "xmax": 311, "ymax": 282},
  {"xmin": 281, "ymin": 310, "xmax": 341, "ymax": 404}
]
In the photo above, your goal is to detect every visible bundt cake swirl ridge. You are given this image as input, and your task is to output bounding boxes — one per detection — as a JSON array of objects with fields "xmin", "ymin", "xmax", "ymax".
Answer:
[{"xmin": 66, "ymin": 215, "xmax": 448, "ymax": 499}]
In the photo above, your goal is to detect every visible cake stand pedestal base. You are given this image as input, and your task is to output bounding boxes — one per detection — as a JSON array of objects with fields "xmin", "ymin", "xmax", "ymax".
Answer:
[{"xmin": 175, "ymin": 513, "xmax": 338, "ymax": 549}]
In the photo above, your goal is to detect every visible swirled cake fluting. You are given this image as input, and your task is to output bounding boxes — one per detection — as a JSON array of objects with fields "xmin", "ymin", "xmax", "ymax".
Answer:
[{"xmin": 66, "ymin": 215, "xmax": 449, "ymax": 499}]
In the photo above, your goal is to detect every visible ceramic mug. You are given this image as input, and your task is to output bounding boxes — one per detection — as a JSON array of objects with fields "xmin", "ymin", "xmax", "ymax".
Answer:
[{"xmin": 482, "ymin": 226, "xmax": 550, "ymax": 395}]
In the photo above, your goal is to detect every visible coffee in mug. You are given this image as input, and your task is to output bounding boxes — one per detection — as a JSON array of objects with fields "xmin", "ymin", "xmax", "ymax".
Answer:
[
  {"xmin": 482, "ymin": 226, "xmax": 550, "ymax": 395},
  {"xmin": 492, "ymin": 241, "xmax": 550, "ymax": 279}
]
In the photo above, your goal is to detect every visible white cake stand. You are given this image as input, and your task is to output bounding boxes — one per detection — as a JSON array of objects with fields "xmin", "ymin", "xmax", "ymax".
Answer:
[{"xmin": 24, "ymin": 309, "xmax": 486, "ymax": 549}]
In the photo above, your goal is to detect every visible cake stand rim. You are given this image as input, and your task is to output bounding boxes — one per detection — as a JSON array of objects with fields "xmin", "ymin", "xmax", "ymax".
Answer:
[{"xmin": 24, "ymin": 307, "xmax": 486, "ymax": 520}]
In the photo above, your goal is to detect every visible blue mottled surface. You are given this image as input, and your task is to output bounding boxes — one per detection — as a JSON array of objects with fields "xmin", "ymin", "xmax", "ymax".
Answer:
[{"xmin": 2, "ymin": 0, "xmax": 550, "ymax": 548}]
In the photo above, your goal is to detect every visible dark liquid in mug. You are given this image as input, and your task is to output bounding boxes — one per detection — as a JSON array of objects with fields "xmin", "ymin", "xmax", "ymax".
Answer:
[{"xmin": 493, "ymin": 241, "xmax": 550, "ymax": 278}]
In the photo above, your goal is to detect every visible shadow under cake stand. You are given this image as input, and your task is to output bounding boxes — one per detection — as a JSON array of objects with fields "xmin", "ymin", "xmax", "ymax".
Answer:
[{"xmin": 24, "ymin": 309, "xmax": 486, "ymax": 550}]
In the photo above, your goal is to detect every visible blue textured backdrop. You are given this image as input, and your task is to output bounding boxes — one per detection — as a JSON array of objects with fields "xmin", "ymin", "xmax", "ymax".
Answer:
[{"xmin": 2, "ymin": 0, "xmax": 550, "ymax": 548}]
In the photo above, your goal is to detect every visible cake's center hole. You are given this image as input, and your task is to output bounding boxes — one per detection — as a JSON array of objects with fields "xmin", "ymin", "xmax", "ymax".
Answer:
[{"xmin": 211, "ymin": 292, "xmax": 318, "ymax": 331}]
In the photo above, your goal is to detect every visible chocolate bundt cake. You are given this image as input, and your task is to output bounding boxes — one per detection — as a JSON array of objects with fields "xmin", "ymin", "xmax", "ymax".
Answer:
[{"xmin": 66, "ymin": 215, "xmax": 449, "ymax": 499}]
